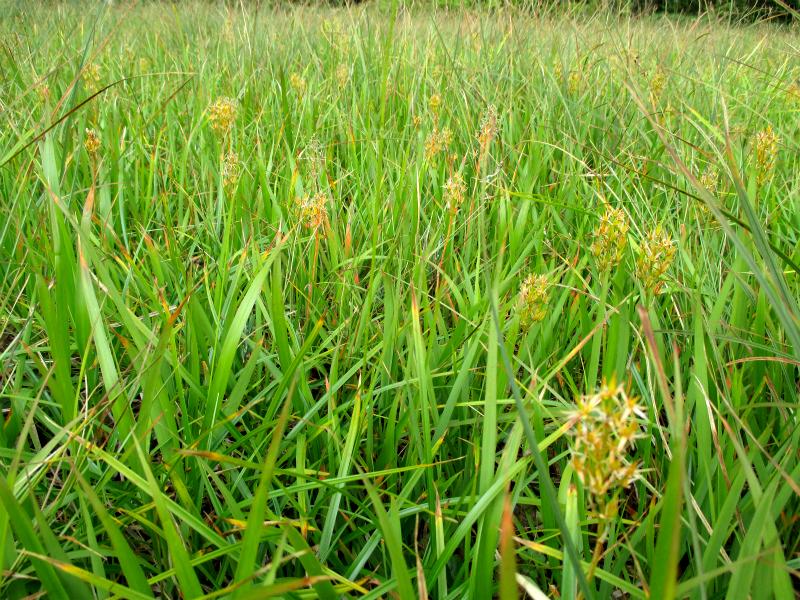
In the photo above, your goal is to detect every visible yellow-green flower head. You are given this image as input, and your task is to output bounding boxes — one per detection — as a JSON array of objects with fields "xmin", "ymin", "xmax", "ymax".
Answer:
[
  {"xmin": 84, "ymin": 128, "xmax": 101, "ymax": 154},
  {"xmin": 590, "ymin": 205, "xmax": 629, "ymax": 271},
  {"xmin": 428, "ymin": 93, "xmax": 442, "ymax": 119},
  {"xmin": 83, "ymin": 63, "xmax": 101, "ymax": 91},
  {"xmin": 754, "ymin": 125, "xmax": 779, "ymax": 185},
  {"xmin": 568, "ymin": 379, "xmax": 643, "ymax": 502},
  {"xmin": 444, "ymin": 172, "xmax": 466, "ymax": 214},
  {"xmin": 636, "ymin": 225, "xmax": 676, "ymax": 294},
  {"xmin": 290, "ymin": 73, "xmax": 307, "ymax": 96},
  {"xmin": 518, "ymin": 273, "xmax": 550, "ymax": 327},
  {"xmin": 568, "ymin": 70, "xmax": 581, "ymax": 95},
  {"xmin": 424, "ymin": 127, "xmax": 451, "ymax": 161},
  {"xmin": 297, "ymin": 193, "xmax": 329, "ymax": 233},
  {"xmin": 477, "ymin": 104, "xmax": 498, "ymax": 154},
  {"xmin": 222, "ymin": 151, "xmax": 241, "ymax": 188},
  {"xmin": 208, "ymin": 97, "xmax": 237, "ymax": 135},
  {"xmin": 335, "ymin": 63, "xmax": 350, "ymax": 88}
]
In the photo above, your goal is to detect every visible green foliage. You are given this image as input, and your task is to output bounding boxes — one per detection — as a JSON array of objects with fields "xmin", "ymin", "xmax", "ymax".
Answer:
[{"xmin": 1, "ymin": 2, "xmax": 799, "ymax": 598}]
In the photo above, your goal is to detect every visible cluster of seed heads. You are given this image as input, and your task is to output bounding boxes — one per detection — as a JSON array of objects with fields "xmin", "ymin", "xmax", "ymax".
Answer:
[
  {"xmin": 83, "ymin": 63, "xmax": 101, "ymax": 92},
  {"xmin": 297, "ymin": 193, "xmax": 329, "ymax": 233},
  {"xmin": 695, "ymin": 166, "xmax": 719, "ymax": 221},
  {"xmin": 335, "ymin": 64, "xmax": 350, "ymax": 88},
  {"xmin": 84, "ymin": 129, "xmax": 101, "ymax": 154},
  {"xmin": 636, "ymin": 225, "xmax": 676, "ymax": 294},
  {"xmin": 754, "ymin": 125, "xmax": 779, "ymax": 185},
  {"xmin": 650, "ymin": 67, "xmax": 666, "ymax": 102},
  {"xmin": 208, "ymin": 97, "xmax": 237, "ymax": 135},
  {"xmin": 590, "ymin": 205, "xmax": 630, "ymax": 272},
  {"xmin": 569, "ymin": 379, "xmax": 643, "ymax": 510},
  {"xmin": 477, "ymin": 104, "xmax": 498, "ymax": 156},
  {"xmin": 424, "ymin": 127, "xmax": 452, "ymax": 161},
  {"xmin": 222, "ymin": 152, "xmax": 240, "ymax": 188},
  {"xmin": 567, "ymin": 70, "xmax": 582, "ymax": 95},
  {"xmin": 444, "ymin": 172, "xmax": 466, "ymax": 214},
  {"xmin": 290, "ymin": 73, "xmax": 307, "ymax": 96},
  {"xmin": 518, "ymin": 273, "xmax": 551, "ymax": 327},
  {"xmin": 428, "ymin": 93, "xmax": 442, "ymax": 122}
]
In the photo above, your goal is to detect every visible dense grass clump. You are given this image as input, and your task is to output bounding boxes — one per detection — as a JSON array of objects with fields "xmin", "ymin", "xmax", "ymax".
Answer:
[{"xmin": 1, "ymin": 2, "xmax": 799, "ymax": 598}]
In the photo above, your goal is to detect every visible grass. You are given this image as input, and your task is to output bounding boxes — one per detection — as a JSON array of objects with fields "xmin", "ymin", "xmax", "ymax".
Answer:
[{"xmin": 1, "ymin": 1, "xmax": 799, "ymax": 598}]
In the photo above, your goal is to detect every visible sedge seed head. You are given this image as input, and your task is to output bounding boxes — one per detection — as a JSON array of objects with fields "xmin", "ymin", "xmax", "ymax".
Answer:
[
  {"xmin": 297, "ymin": 192, "xmax": 329, "ymax": 233},
  {"xmin": 636, "ymin": 225, "xmax": 676, "ymax": 294},
  {"xmin": 335, "ymin": 63, "xmax": 350, "ymax": 88},
  {"xmin": 518, "ymin": 273, "xmax": 550, "ymax": 327},
  {"xmin": 83, "ymin": 63, "xmax": 101, "ymax": 91},
  {"xmin": 290, "ymin": 73, "xmax": 307, "ymax": 96},
  {"xmin": 754, "ymin": 125, "xmax": 779, "ymax": 185},
  {"xmin": 444, "ymin": 172, "xmax": 466, "ymax": 214},
  {"xmin": 568, "ymin": 379, "xmax": 643, "ymax": 503},
  {"xmin": 428, "ymin": 93, "xmax": 442, "ymax": 119},
  {"xmin": 590, "ymin": 205, "xmax": 629, "ymax": 271},
  {"xmin": 222, "ymin": 151, "xmax": 241, "ymax": 188},
  {"xmin": 84, "ymin": 128, "xmax": 101, "ymax": 154},
  {"xmin": 208, "ymin": 97, "xmax": 237, "ymax": 135},
  {"xmin": 477, "ymin": 104, "xmax": 498, "ymax": 155}
]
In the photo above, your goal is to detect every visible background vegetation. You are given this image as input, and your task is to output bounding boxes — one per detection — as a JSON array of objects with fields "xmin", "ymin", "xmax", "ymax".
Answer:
[{"xmin": 1, "ymin": 1, "xmax": 799, "ymax": 598}]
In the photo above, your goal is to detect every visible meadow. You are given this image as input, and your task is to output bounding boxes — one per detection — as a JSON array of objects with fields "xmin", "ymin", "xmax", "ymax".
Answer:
[{"xmin": 1, "ymin": 2, "xmax": 799, "ymax": 598}]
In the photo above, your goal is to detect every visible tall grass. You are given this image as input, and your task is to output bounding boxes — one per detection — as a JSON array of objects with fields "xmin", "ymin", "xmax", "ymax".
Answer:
[{"xmin": 1, "ymin": 2, "xmax": 799, "ymax": 598}]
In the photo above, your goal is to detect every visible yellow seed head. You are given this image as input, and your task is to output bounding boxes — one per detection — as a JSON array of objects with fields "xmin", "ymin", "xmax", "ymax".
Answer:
[
  {"xmin": 568, "ymin": 379, "xmax": 643, "ymax": 502},
  {"xmin": 553, "ymin": 61, "xmax": 563, "ymax": 83},
  {"xmin": 222, "ymin": 151, "xmax": 241, "ymax": 188},
  {"xmin": 335, "ymin": 63, "xmax": 350, "ymax": 88},
  {"xmin": 754, "ymin": 125, "xmax": 779, "ymax": 185},
  {"xmin": 590, "ymin": 205, "xmax": 629, "ymax": 271},
  {"xmin": 636, "ymin": 225, "xmax": 676, "ymax": 294},
  {"xmin": 208, "ymin": 97, "xmax": 237, "ymax": 135},
  {"xmin": 568, "ymin": 70, "xmax": 581, "ymax": 95},
  {"xmin": 290, "ymin": 73, "xmax": 307, "ymax": 96},
  {"xmin": 424, "ymin": 127, "xmax": 450, "ymax": 161},
  {"xmin": 477, "ymin": 104, "xmax": 498, "ymax": 156},
  {"xmin": 518, "ymin": 273, "xmax": 550, "ymax": 327},
  {"xmin": 649, "ymin": 67, "xmax": 666, "ymax": 102},
  {"xmin": 84, "ymin": 128, "xmax": 101, "ymax": 154},
  {"xmin": 297, "ymin": 193, "xmax": 329, "ymax": 233},
  {"xmin": 83, "ymin": 63, "xmax": 101, "ymax": 91},
  {"xmin": 428, "ymin": 93, "xmax": 442, "ymax": 119},
  {"xmin": 444, "ymin": 172, "xmax": 466, "ymax": 214}
]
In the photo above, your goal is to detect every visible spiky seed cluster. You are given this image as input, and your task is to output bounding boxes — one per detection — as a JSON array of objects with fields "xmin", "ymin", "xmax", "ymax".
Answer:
[
  {"xmin": 444, "ymin": 172, "xmax": 466, "ymax": 213},
  {"xmin": 428, "ymin": 93, "xmax": 442, "ymax": 122},
  {"xmin": 636, "ymin": 225, "xmax": 676, "ymax": 294},
  {"xmin": 83, "ymin": 63, "xmax": 101, "ymax": 91},
  {"xmin": 699, "ymin": 166, "xmax": 718, "ymax": 195},
  {"xmin": 568, "ymin": 70, "xmax": 581, "ymax": 95},
  {"xmin": 553, "ymin": 61, "xmax": 563, "ymax": 84},
  {"xmin": 424, "ymin": 127, "xmax": 451, "ymax": 161},
  {"xmin": 302, "ymin": 137, "xmax": 325, "ymax": 182},
  {"xmin": 695, "ymin": 166, "xmax": 719, "ymax": 221},
  {"xmin": 650, "ymin": 67, "xmax": 666, "ymax": 102},
  {"xmin": 336, "ymin": 64, "xmax": 350, "ymax": 88},
  {"xmin": 477, "ymin": 104, "xmax": 498, "ymax": 156},
  {"xmin": 298, "ymin": 193, "xmax": 328, "ymax": 233},
  {"xmin": 290, "ymin": 73, "xmax": 307, "ymax": 96},
  {"xmin": 569, "ymin": 380, "xmax": 643, "ymax": 503},
  {"xmin": 208, "ymin": 97, "xmax": 237, "ymax": 135},
  {"xmin": 754, "ymin": 125, "xmax": 779, "ymax": 185},
  {"xmin": 788, "ymin": 82, "xmax": 800, "ymax": 103},
  {"xmin": 84, "ymin": 128, "xmax": 101, "ymax": 154},
  {"xmin": 590, "ymin": 205, "xmax": 629, "ymax": 271},
  {"xmin": 518, "ymin": 273, "xmax": 550, "ymax": 327},
  {"xmin": 222, "ymin": 151, "xmax": 240, "ymax": 188}
]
